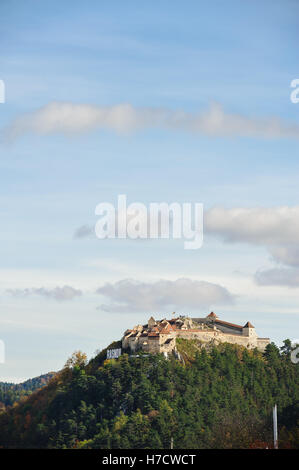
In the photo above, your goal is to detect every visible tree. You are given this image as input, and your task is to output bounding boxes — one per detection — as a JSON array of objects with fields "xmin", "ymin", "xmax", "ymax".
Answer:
[
  {"xmin": 280, "ymin": 339, "xmax": 292, "ymax": 357},
  {"xmin": 1, "ymin": 341, "xmax": 299, "ymax": 449},
  {"xmin": 264, "ymin": 342, "xmax": 280, "ymax": 363},
  {"xmin": 64, "ymin": 351, "xmax": 87, "ymax": 370}
]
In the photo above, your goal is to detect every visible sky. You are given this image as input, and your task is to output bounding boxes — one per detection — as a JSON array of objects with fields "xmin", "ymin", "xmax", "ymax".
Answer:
[{"xmin": 0, "ymin": 0, "xmax": 299, "ymax": 382}]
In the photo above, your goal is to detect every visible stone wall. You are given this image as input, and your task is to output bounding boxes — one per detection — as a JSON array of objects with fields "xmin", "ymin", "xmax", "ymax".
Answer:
[
  {"xmin": 160, "ymin": 329, "xmax": 267, "ymax": 352},
  {"xmin": 122, "ymin": 315, "xmax": 270, "ymax": 355}
]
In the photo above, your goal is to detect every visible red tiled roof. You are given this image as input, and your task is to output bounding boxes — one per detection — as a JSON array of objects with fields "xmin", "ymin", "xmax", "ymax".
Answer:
[
  {"xmin": 244, "ymin": 321, "xmax": 254, "ymax": 328},
  {"xmin": 160, "ymin": 328, "xmax": 171, "ymax": 334},
  {"xmin": 207, "ymin": 312, "xmax": 217, "ymax": 318}
]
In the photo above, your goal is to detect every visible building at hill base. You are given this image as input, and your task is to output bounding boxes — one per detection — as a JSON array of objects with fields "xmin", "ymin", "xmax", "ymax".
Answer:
[{"xmin": 122, "ymin": 312, "xmax": 270, "ymax": 355}]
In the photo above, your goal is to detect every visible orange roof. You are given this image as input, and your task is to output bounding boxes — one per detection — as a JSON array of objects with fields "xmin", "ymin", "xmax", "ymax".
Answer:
[
  {"xmin": 244, "ymin": 321, "xmax": 254, "ymax": 328},
  {"xmin": 207, "ymin": 311, "xmax": 218, "ymax": 318},
  {"xmin": 160, "ymin": 328, "xmax": 171, "ymax": 334}
]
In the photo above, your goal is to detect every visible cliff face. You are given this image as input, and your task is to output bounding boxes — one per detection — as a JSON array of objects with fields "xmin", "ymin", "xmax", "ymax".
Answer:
[{"xmin": 122, "ymin": 313, "xmax": 270, "ymax": 354}]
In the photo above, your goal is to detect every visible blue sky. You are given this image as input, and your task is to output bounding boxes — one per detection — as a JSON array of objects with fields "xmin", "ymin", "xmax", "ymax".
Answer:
[{"xmin": 1, "ymin": 0, "xmax": 299, "ymax": 381}]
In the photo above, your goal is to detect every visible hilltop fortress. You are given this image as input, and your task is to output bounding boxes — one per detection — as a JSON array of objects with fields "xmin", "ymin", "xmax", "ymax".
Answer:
[{"xmin": 122, "ymin": 312, "xmax": 270, "ymax": 355}]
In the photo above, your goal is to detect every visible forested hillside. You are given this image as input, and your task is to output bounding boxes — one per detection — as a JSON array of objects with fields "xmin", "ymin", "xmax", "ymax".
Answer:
[
  {"xmin": 0, "ymin": 341, "xmax": 298, "ymax": 449},
  {"xmin": 0, "ymin": 373, "xmax": 56, "ymax": 411}
]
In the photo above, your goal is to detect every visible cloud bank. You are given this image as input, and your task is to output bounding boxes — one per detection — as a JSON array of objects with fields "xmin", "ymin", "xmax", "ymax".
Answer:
[
  {"xmin": 205, "ymin": 206, "xmax": 299, "ymax": 246},
  {"xmin": 96, "ymin": 278, "xmax": 234, "ymax": 313},
  {"xmin": 255, "ymin": 267, "xmax": 299, "ymax": 288},
  {"xmin": 76, "ymin": 205, "xmax": 299, "ymax": 247},
  {"xmin": 5, "ymin": 101, "xmax": 299, "ymax": 140},
  {"xmin": 7, "ymin": 285, "xmax": 82, "ymax": 301},
  {"xmin": 205, "ymin": 206, "xmax": 299, "ymax": 288},
  {"xmin": 75, "ymin": 205, "xmax": 299, "ymax": 287}
]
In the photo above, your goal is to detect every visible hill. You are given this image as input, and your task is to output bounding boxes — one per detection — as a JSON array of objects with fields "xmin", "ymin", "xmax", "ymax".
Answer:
[
  {"xmin": 0, "ymin": 372, "xmax": 56, "ymax": 411},
  {"xmin": 0, "ymin": 340, "xmax": 298, "ymax": 449}
]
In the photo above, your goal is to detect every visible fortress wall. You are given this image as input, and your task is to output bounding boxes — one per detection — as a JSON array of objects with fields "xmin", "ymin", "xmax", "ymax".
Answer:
[
  {"xmin": 123, "ymin": 322, "xmax": 270, "ymax": 354},
  {"xmin": 257, "ymin": 338, "xmax": 270, "ymax": 351},
  {"xmin": 175, "ymin": 330, "xmax": 261, "ymax": 350},
  {"xmin": 126, "ymin": 337, "xmax": 138, "ymax": 352},
  {"xmin": 215, "ymin": 333, "xmax": 256, "ymax": 348},
  {"xmin": 160, "ymin": 339, "xmax": 176, "ymax": 353},
  {"xmin": 147, "ymin": 337, "xmax": 162, "ymax": 353},
  {"xmin": 175, "ymin": 330, "xmax": 217, "ymax": 342}
]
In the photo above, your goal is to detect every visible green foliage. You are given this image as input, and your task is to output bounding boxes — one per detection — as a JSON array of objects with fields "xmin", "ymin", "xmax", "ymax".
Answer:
[
  {"xmin": 0, "ymin": 372, "xmax": 56, "ymax": 411},
  {"xmin": 176, "ymin": 338, "xmax": 201, "ymax": 362},
  {"xmin": 0, "ymin": 342, "xmax": 298, "ymax": 449}
]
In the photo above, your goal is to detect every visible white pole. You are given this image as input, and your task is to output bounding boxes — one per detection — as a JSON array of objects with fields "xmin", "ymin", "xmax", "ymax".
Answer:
[{"xmin": 273, "ymin": 404, "xmax": 278, "ymax": 449}]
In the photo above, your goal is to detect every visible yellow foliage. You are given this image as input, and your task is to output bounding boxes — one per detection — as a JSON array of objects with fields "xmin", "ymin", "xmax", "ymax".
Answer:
[{"xmin": 64, "ymin": 350, "xmax": 87, "ymax": 369}]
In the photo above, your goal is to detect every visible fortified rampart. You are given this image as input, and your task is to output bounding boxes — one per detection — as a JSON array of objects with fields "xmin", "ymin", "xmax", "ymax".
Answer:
[{"xmin": 122, "ymin": 312, "xmax": 270, "ymax": 355}]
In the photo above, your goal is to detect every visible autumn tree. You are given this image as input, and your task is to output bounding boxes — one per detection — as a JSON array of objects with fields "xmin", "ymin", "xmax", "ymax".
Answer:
[{"xmin": 64, "ymin": 351, "xmax": 87, "ymax": 370}]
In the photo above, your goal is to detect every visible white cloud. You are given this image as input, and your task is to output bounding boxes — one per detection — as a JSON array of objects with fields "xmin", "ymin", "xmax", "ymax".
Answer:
[
  {"xmin": 255, "ymin": 268, "xmax": 299, "ymax": 288},
  {"xmin": 77, "ymin": 205, "xmax": 299, "ymax": 249},
  {"xmin": 5, "ymin": 101, "xmax": 299, "ymax": 140},
  {"xmin": 205, "ymin": 205, "xmax": 299, "ymax": 286},
  {"xmin": 74, "ymin": 205, "xmax": 299, "ymax": 271},
  {"xmin": 205, "ymin": 206, "xmax": 299, "ymax": 268},
  {"xmin": 72, "ymin": 206, "xmax": 299, "ymax": 290},
  {"xmin": 268, "ymin": 245, "xmax": 299, "ymax": 267},
  {"xmin": 96, "ymin": 278, "xmax": 234, "ymax": 313},
  {"xmin": 205, "ymin": 206, "xmax": 299, "ymax": 246},
  {"xmin": 7, "ymin": 285, "xmax": 82, "ymax": 301}
]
